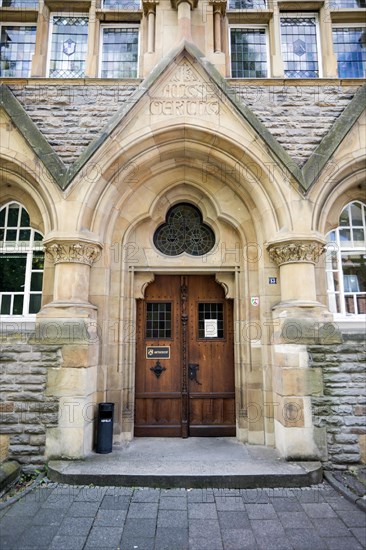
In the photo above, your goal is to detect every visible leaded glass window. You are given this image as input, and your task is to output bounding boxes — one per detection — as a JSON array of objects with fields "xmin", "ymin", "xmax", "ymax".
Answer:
[
  {"xmin": 0, "ymin": 25, "xmax": 36, "ymax": 77},
  {"xmin": 280, "ymin": 16, "xmax": 320, "ymax": 78},
  {"xmin": 0, "ymin": 202, "xmax": 44, "ymax": 317},
  {"xmin": 49, "ymin": 16, "xmax": 88, "ymax": 78},
  {"xmin": 146, "ymin": 303, "xmax": 172, "ymax": 339},
  {"xmin": 228, "ymin": 0, "xmax": 267, "ymax": 8},
  {"xmin": 332, "ymin": 27, "xmax": 366, "ymax": 78},
  {"xmin": 198, "ymin": 303, "xmax": 224, "ymax": 339},
  {"xmin": 230, "ymin": 27, "xmax": 268, "ymax": 78},
  {"xmin": 329, "ymin": 0, "xmax": 365, "ymax": 7},
  {"xmin": 153, "ymin": 203, "xmax": 215, "ymax": 257},
  {"xmin": 100, "ymin": 26, "xmax": 139, "ymax": 78},
  {"xmin": 103, "ymin": 0, "xmax": 141, "ymax": 8},
  {"xmin": 0, "ymin": 1, "xmax": 38, "ymax": 6},
  {"xmin": 326, "ymin": 201, "xmax": 366, "ymax": 315}
]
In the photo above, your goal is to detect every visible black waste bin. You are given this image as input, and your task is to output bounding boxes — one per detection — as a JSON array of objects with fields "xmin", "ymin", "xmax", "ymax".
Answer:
[{"xmin": 96, "ymin": 402, "xmax": 114, "ymax": 454}]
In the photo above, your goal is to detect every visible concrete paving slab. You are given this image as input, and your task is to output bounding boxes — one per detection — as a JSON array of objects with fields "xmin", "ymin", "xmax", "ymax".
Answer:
[
  {"xmin": 1, "ymin": 482, "xmax": 365, "ymax": 550},
  {"xmin": 48, "ymin": 437, "xmax": 322, "ymax": 488}
]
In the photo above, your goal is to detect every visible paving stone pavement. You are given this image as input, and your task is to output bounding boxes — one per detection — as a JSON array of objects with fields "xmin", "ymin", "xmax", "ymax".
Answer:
[{"xmin": 0, "ymin": 482, "xmax": 365, "ymax": 550}]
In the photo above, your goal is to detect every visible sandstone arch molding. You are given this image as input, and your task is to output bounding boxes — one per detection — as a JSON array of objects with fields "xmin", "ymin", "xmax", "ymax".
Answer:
[
  {"xmin": 100, "ymin": 179, "xmax": 269, "ymax": 445},
  {"xmin": 72, "ymin": 129, "xmax": 294, "ymax": 246},
  {"xmin": 309, "ymin": 110, "xmax": 366, "ymax": 235},
  {"xmin": 0, "ymin": 155, "xmax": 58, "ymax": 236}
]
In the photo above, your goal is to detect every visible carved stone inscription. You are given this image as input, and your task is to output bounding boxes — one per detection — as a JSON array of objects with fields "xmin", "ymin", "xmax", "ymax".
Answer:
[{"xmin": 150, "ymin": 61, "xmax": 220, "ymax": 116}]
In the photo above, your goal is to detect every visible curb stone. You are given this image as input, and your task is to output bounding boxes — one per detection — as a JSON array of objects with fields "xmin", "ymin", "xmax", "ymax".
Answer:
[
  {"xmin": 0, "ymin": 473, "xmax": 45, "ymax": 511},
  {"xmin": 324, "ymin": 470, "xmax": 366, "ymax": 512}
]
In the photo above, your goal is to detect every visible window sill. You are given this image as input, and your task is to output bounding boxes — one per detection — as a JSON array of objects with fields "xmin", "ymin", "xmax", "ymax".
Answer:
[
  {"xmin": 0, "ymin": 316, "xmax": 36, "ymax": 332},
  {"xmin": 332, "ymin": 314, "xmax": 366, "ymax": 333}
]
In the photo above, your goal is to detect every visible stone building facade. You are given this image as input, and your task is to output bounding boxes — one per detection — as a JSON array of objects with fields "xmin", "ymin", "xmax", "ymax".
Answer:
[{"xmin": 0, "ymin": 0, "xmax": 365, "ymax": 470}]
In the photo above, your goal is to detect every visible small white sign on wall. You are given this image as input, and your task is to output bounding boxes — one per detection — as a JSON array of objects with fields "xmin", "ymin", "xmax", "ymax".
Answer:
[{"xmin": 204, "ymin": 319, "xmax": 218, "ymax": 338}]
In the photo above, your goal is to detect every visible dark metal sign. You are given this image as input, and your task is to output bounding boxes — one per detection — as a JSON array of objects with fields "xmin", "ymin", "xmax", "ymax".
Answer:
[{"xmin": 146, "ymin": 346, "xmax": 170, "ymax": 359}]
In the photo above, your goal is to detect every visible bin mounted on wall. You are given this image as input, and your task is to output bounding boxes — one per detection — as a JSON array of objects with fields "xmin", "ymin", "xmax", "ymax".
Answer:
[{"xmin": 96, "ymin": 402, "xmax": 114, "ymax": 454}]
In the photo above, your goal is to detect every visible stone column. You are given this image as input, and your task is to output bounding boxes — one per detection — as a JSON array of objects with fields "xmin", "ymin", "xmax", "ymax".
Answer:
[
  {"xmin": 210, "ymin": 0, "xmax": 226, "ymax": 53},
  {"xmin": 171, "ymin": 0, "xmax": 198, "ymax": 41},
  {"xmin": 267, "ymin": 238, "xmax": 326, "ymax": 308},
  {"xmin": 319, "ymin": 3, "xmax": 338, "ymax": 78},
  {"xmin": 44, "ymin": 240, "xmax": 101, "ymax": 306},
  {"xmin": 31, "ymin": 0, "xmax": 50, "ymax": 77},
  {"xmin": 269, "ymin": 0, "xmax": 285, "ymax": 78},
  {"xmin": 266, "ymin": 237, "xmax": 341, "ymax": 461},
  {"xmin": 36, "ymin": 238, "xmax": 103, "ymax": 459},
  {"xmin": 143, "ymin": 1, "xmax": 159, "ymax": 53},
  {"xmin": 85, "ymin": 0, "xmax": 99, "ymax": 78}
]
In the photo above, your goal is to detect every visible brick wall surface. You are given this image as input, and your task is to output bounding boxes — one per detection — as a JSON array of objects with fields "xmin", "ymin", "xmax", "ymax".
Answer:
[
  {"xmin": 310, "ymin": 334, "xmax": 366, "ymax": 469},
  {"xmin": 0, "ymin": 334, "xmax": 61, "ymax": 470}
]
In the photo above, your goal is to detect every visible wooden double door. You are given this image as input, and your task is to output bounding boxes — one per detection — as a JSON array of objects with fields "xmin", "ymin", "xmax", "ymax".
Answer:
[{"xmin": 135, "ymin": 275, "xmax": 235, "ymax": 437}]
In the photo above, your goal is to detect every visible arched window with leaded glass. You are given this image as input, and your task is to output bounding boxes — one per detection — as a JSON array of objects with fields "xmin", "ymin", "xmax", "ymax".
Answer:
[
  {"xmin": 0, "ymin": 202, "xmax": 44, "ymax": 317},
  {"xmin": 326, "ymin": 201, "xmax": 366, "ymax": 316}
]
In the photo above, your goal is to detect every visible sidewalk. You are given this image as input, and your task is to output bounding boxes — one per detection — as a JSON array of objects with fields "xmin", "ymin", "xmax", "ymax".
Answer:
[{"xmin": 1, "ymin": 481, "xmax": 365, "ymax": 549}]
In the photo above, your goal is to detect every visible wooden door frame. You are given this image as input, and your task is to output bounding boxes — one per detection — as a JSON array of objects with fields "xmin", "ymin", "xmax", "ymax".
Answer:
[{"xmin": 119, "ymin": 267, "xmax": 249, "ymax": 442}]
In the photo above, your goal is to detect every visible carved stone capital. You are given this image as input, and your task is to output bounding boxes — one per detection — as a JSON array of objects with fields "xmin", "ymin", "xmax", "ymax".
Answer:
[
  {"xmin": 142, "ymin": 0, "xmax": 159, "ymax": 15},
  {"xmin": 209, "ymin": 0, "xmax": 227, "ymax": 15},
  {"xmin": 267, "ymin": 240, "xmax": 326, "ymax": 266},
  {"xmin": 44, "ymin": 241, "xmax": 102, "ymax": 266},
  {"xmin": 171, "ymin": 0, "xmax": 198, "ymax": 9}
]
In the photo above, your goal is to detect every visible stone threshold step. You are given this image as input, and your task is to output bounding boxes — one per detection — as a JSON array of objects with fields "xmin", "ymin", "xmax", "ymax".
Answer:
[{"xmin": 47, "ymin": 438, "xmax": 322, "ymax": 488}]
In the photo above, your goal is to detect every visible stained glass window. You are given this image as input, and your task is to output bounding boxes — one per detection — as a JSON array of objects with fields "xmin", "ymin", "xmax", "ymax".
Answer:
[
  {"xmin": 0, "ymin": 25, "xmax": 36, "ymax": 77},
  {"xmin": 230, "ymin": 28, "xmax": 268, "ymax": 78},
  {"xmin": 101, "ymin": 27, "xmax": 139, "ymax": 78},
  {"xmin": 49, "ymin": 16, "xmax": 88, "ymax": 78},
  {"xmin": 333, "ymin": 27, "xmax": 366, "ymax": 78},
  {"xmin": 280, "ymin": 16, "xmax": 320, "ymax": 78},
  {"xmin": 154, "ymin": 203, "xmax": 215, "ymax": 257},
  {"xmin": 0, "ymin": 202, "xmax": 44, "ymax": 316}
]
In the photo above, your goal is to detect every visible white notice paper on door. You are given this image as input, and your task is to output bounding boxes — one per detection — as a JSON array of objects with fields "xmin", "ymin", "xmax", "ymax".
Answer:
[{"xmin": 204, "ymin": 319, "xmax": 218, "ymax": 338}]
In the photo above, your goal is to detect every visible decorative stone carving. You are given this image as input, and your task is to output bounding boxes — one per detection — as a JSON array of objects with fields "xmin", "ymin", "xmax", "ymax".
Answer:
[
  {"xmin": 209, "ymin": 0, "xmax": 227, "ymax": 15},
  {"xmin": 142, "ymin": 0, "xmax": 159, "ymax": 15},
  {"xmin": 171, "ymin": 0, "xmax": 198, "ymax": 9},
  {"xmin": 133, "ymin": 272, "xmax": 155, "ymax": 299},
  {"xmin": 267, "ymin": 240, "xmax": 326, "ymax": 266},
  {"xmin": 215, "ymin": 272, "xmax": 235, "ymax": 299},
  {"xmin": 45, "ymin": 241, "xmax": 101, "ymax": 266},
  {"xmin": 150, "ymin": 60, "xmax": 220, "ymax": 116}
]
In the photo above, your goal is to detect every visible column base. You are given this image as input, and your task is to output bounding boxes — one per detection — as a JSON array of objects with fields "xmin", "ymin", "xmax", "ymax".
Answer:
[{"xmin": 272, "ymin": 301, "xmax": 342, "ymax": 345}]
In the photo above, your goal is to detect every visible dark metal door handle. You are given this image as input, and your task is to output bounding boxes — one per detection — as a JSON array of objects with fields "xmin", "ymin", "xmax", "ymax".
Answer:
[{"xmin": 188, "ymin": 363, "xmax": 202, "ymax": 385}]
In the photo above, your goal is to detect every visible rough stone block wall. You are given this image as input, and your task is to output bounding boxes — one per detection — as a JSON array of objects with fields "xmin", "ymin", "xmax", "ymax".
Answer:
[
  {"xmin": 231, "ymin": 84, "xmax": 359, "ymax": 166},
  {"xmin": 7, "ymin": 83, "xmax": 361, "ymax": 168},
  {"xmin": 0, "ymin": 334, "xmax": 61, "ymax": 471},
  {"xmin": 9, "ymin": 84, "xmax": 138, "ymax": 166},
  {"xmin": 310, "ymin": 334, "xmax": 366, "ymax": 469}
]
